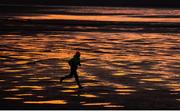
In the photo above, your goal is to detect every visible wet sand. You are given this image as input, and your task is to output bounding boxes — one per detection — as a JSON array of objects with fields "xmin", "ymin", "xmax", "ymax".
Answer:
[{"xmin": 0, "ymin": 5, "xmax": 180, "ymax": 109}]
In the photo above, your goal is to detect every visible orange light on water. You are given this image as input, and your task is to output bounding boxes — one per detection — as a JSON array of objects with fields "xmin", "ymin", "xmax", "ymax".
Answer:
[
  {"xmin": 24, "ymin": 100, "xmax": 67, "ymax": 104},
  {"xmin": 4, "ymin": 97, "xmax": 23, "ymax": 100},
  {"xmin": 80, "ymin": 94, "xmax": 98, "ymax": 98},
  {"xmin": 16, "ymin": 14, "xmax": 180, "ymax": 23},
  {"xmin": 15, "ymin": 86, "xmax": 44, "ymax": 91}
]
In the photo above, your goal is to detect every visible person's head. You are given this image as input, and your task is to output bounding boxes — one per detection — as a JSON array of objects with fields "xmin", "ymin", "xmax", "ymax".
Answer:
[{"xmin": 74, "ymin": 51, "xmax": 80, "ymax": 58}]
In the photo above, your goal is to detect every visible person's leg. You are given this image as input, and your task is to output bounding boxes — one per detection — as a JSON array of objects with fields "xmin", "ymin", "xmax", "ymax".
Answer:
[
  {"xmin": 60, "ymin": 73, "xmax": 73, "ymax": 83},
  {"xmin": 74, "ymin": 71, "xmax": 83, "ymax": 89}
]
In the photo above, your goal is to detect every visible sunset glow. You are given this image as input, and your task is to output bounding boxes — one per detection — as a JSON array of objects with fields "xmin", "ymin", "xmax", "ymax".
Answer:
[
  {"xmin": 16, "ymin": 14, "xmax": 180, "ymax": 22},
  {"xmin": 0, "ymin": 3, "xmax": 180, "ymax": 110}
]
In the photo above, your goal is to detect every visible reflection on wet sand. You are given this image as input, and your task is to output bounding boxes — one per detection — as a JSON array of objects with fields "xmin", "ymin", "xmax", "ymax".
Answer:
[
  {"xmin": 80, "ymin": 94, "xmax": 97, "ymax": 98},
  {"xmin": 104, "ymin": 105, "xmax": 124, "ymax": 108},
  {"xmin": 0, "ymin": 31, "xmax": 179, "ymax": 109},
  {"xmin": 63, "ymin": 85, "xmax": 78, "ymax": 89},
  {"xmin": 61, "ymin": 89, "xmax": 76, "ymax": 93},
  {"xmin": 24, "ymin": 100, "xmax": 67, "ymax": 104},
  {"xmin": 15, "ymin": 86, "xmax": 44, "ymax": 91},
  {"xmin": 115, "ymin": 88, "xmax": 136, "ymax": 95},
  {"xmin": 141, "ymin": 78, "xmax": 165, "ymax": 82},
  {"xmin": 81, "ymin": 101, "xmax": 124, "ymax": 108},
  {"xmin": 0, "ymin": 80, "xmax": 5, "ymax": 82},
  {"xmin": 0, "ymin": 6, "xmax": 180, "ymax": 109},
  {"xmin": 15, "ymin": 94, "xmax": 33, "ymax": 97},
  {"xmin": 4, "ymin": 97, "xmax": 23, "ymax": 100},
  {"xmin": 82, "ymin": 102, "xmax": 111, "ymax": 106},
  {"xmin": 15, "ymin": 14, "xmax": 180, "ymax": 22},
  {"xmin": 112, "ymin": 70, "xmax": 126, "ymax": 76},
  {"xmin": 4, "ymin": 89, "xmax": 19, "ymax": 92}
]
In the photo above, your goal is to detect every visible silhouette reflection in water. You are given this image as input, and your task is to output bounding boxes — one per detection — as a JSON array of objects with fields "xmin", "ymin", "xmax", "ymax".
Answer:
[{"xmin": 60, "ymin": 51, "xmax": 83, "ymax": 89}]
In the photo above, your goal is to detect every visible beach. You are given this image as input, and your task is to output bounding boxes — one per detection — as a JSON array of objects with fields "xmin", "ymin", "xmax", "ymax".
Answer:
[{"xmin": 0, "ymin": 5, "xmax": 180, "ymax": 109}]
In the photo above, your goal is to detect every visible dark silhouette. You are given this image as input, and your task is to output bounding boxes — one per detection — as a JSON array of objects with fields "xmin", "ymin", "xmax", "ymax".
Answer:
[
  {"xmin": 1, "ymin": 0, "xmax": 180, "ymax": 8},
  {"xmin": 60, "ymin": 51, "xmax": 83, "ymax": 89}
]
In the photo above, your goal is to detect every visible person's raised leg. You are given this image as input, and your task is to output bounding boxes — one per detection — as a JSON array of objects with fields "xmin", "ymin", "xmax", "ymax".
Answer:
[{"xmin": 60, "ymin": 73, "xmax": 73, "ymax": 83}]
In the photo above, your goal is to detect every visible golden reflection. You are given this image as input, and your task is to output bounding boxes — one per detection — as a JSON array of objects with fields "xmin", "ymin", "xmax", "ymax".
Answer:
[
  {"xmin": 14, "ymin": 76, "xmax": 22, "ymax": 78},
  {"xmin": 104, "ymin": 105, "xmax": 124, "ymax": 108},
  {"xmin": 129, "ymin": 66, "xmax": 140, "ymax": 69},
  {"xmin": 100, "ymin": 65, "xmax": 116, "ymax": 70},
  {"xmin": 171, "ymin": 88, "xmax": 180, "ymax": 92},
  {"xmin": 166, "ymin": 83, "xmax": 180, "ymax": 92},
  {"xmin": 4, "ymin": 69, "xmax": 22, "ymax": 73},
  {"xmin": 4, "ymin": 97, "xmax": 23, "ymax": 100},
  {"xmin": 80, "ymin": 101, "xmax": 86, "ymax": 104},
  {"xmin": 0, "ymin": 80, "xmax": 5, "ymax": 82},
  {"xmin": 1, "ymin": 23, "xmax": 180, "ymax": 109},
  {"xmin": 27, "ymin": 79, "xmax": 39, "ymax": 82},
  {"xmin": 82, "ymin": 102, "xmax": 111, "ymax": 106},
  {"xmin": 141, "ymin": 78, "xmax": 164, "ymax": 82},
  {"xmin": 0, "ymin": 58, "xmax": 6, "ymax": 60},
  {"xmin": 15, "ymin": 86, "xmax": 44, "ymax": 90},
  {"xmin": 61, "ymin": 90, "xmax": 76, "ymax": 93},
  {"xmin": 115, "ymin": 89, "xmax": 136, "ymax": 95},
  {"xmin": 11, "ymin": 55, "xmax": 31, "ymax": 59},
  {"xmin": 109, "ymin": 83, "xmax": 132, "ymax": 89},
  {"xmin": 4, "ymin": 89, "xmax": 19, "ymax": 92},
  {"xmin": 3, "ymin": 34, "xmax": 19, "ymax": 37},
  {"xmin": 166, "ymin": 83, "xmax": 179, "ymax": 87},
  {"xmin": 40, "ymin": 51, "xmax": 73, "ymax": 59},
  {"xmin": 53, "ymin": 84, "xmax": 62, "ymax": 87},
  {"xmin": 86, "ymin": 75, "xmax": 97, "ymax": 80},
  {"xmin": 80, "ymin": 94, "xmax": 98, "ymax": 98},
  {"xmin": 3, "ymin": 61, "xmax": 14, "ymax": 65},
  {"xmin": 177, "ymin": 99, "xmax": 180, "ymax": 101},
  {"xmin": 24, "ymin": 100, "xmax": 67, "ymax": 104},
  {"xmin": 115, "ymin": 89, "xmax": 136, "ymax": 92},
  {"xmin": 116, "ymin": 93, "xmax": 131, "ymax": 95},
  {"xmin": 15, "ymin": 94, "xmax": 33, "ymax": 96},
  {"xmin": 0, "ymin": 68, "xmax": 9, "ymax": 72},
  {"xmin": 83, "ymin": 63, "xmax": 97, "ymax": 67},
  {"xmin": 64, "ymin": 85, "xmax": 78, "ymax": 89},
  {"xmin": 30, "ymin": 77, "xmax": 50, "ymax": 80},
  {"xmin": 21, "ymin": 73, "xmax": 33, "ymax": 76},
  {"xmin": 112, "ymin": 70, "xmax": 126, "ymax": 76},
  {"xmin": 15, "ymin": 61, "xmax": 29, "ymax": 65},
  {"xmin": 0, "ymin": 51, "xmax": 17, "ymax": 56},
  {"xmin": 16, "ymin": 14, "xmax": 180, "ymax": 23},
  {"xmin": 139, "ymin": 81, "xmax": 145, "ymax": 84}
]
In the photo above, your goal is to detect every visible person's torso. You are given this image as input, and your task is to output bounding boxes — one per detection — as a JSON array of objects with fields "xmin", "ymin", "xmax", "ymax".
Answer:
[{"xmin": 69, "ymin": 57, "xmax": 80, "ymax": 67}]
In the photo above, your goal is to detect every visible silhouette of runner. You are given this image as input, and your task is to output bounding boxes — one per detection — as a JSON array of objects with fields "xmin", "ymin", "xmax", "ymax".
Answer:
[{"xmin": 60, "ymin": 51, "xmax": 83, "ymax": 89}]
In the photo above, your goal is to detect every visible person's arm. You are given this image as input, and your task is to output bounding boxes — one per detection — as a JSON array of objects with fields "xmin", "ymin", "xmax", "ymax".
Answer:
[{"xmin": 79, "ymin": 58, "xmax": 81, "ymax": 66}]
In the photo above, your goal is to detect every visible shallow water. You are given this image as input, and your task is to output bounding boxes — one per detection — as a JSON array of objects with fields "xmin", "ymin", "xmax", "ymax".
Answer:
[{"xmin": 0, "ymin": 6, "xmax": 180, "ymax": 109}]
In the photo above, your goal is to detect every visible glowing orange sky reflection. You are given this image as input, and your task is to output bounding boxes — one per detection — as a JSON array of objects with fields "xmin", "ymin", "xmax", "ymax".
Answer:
[{"xmin": 16, "ymin": 14, "xmax": 180, "ymax": 22}]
